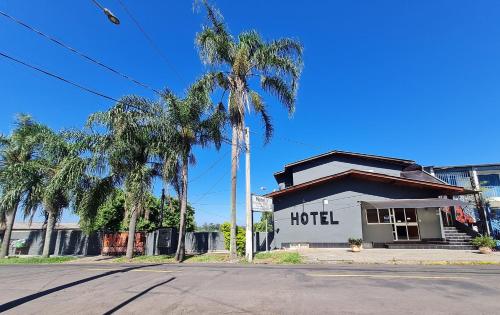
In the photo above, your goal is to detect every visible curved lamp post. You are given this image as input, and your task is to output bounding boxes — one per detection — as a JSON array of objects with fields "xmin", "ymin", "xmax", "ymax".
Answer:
[{"xmin": 91, "ymin": 0, "xmax": 120, "ymax": 25}]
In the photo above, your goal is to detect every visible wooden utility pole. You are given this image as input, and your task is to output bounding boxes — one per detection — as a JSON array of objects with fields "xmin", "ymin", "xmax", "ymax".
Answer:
[{"xmin": 245, "ymin": 127, "xmax": 253, "ymax": 262}]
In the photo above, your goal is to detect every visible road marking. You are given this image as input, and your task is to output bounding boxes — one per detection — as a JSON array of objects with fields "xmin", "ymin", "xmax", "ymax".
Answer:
[
  {"xmin": 306, "ymin": 273, "xmax": 470, "ymax": 280},
  {"xmin": 86, "ymin": 268, "xmax": 177, "ymax": 273}
]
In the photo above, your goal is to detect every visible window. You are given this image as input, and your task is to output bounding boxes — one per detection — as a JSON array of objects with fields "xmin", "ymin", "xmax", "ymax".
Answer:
[
  {"xmin": 367, "ymin": 209, "xmax": 379, "ymax": 223},
  {"xmin": 366, "ymin": 208, "xmax": 391, "ymax": 224},
  {"xmin": 378, "ymin": 209, "xmax": 391, "ymax": 223}
]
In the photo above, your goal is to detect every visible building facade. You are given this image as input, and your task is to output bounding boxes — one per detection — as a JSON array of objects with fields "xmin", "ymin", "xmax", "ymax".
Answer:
[
  {"xmin": 267, "ymin": 151, "xmax": 473, "ymax": 249},
  {"xmin": 426, "ymin": 164, "xmax": 500, "ymax": 240}
]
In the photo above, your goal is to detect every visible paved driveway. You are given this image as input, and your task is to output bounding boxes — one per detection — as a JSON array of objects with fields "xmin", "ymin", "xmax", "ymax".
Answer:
[{"xmin": 1, "ymin": 263, "xmax": 499, "ymax": 314}]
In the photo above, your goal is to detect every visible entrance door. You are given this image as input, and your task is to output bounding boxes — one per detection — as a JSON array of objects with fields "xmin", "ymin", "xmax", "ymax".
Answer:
[{"xmin": 392, "ymin": 208, "xmax": 420, "ymax": 241}]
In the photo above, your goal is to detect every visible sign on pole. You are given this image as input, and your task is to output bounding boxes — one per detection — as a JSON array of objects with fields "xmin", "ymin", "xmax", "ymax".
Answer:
[{"xmin": 251, "ymin": 194, "xmax": 273, "ymax": 212}]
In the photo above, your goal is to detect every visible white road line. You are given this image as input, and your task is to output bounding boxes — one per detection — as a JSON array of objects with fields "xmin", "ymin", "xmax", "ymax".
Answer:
[{"xmin": 86, "ymin": 268, "xmax": 177, "ymax": 273}]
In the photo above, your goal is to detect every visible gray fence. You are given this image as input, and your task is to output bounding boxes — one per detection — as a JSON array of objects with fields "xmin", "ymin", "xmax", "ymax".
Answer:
[
  {"xmin": 0, "ymin": 229, "xmax": 102, "ymax": 256},
  {"xmin": 1, "ymin": 228, "xmax": 274, "ymax": 256}
]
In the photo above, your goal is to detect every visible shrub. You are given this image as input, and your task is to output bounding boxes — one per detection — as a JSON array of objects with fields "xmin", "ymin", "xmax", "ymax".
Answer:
[
  {"xmin": 348, "ymin": 238, "xmax": 363, "ymax": 246},
  {"xmin": 471, "ymin": 235, "xmax": 497, "ymax": 249},
  {"xmin": 220, "ymin": 222, "xmax": 245, "ymax": 256}
]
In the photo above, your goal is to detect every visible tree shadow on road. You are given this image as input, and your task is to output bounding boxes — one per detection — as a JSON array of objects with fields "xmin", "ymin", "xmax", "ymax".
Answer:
[
  {"xmin": 0, "ymin": 264, "xmax": 164, "ymax": 312},
  {"xmin": 102, "ymin": 277, "xmax": 176, "ymax": 314}
]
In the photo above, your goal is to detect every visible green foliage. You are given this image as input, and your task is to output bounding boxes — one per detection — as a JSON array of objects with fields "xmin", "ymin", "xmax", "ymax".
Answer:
[
  {"xmin": 0, "ymin": 256, "xmax": 76, "ymax": 264},
  {"xmin": 220, "ymin": 222, "xmax": 245, "ymax": 256},
  {"xmin": 196, "ymin": 1, "xmax": 303, "ymax": 142},
  {"xmin": 472, "ymin": 235, "xmax": 497, "ymax": 249},
  {"xmin": 79, "ymin": 189, "xmax": 195, "ymax": 233},
  {"xmin": 348, "ymin": 238, "xmax": 363, "ymax": 246},
  {"xmin": 196, "ymin": 222, "xmax": 221, "ymax": 232},
  {"xmin": 253, "ymin": 212, "xmax": 273, "ymax": 232}
]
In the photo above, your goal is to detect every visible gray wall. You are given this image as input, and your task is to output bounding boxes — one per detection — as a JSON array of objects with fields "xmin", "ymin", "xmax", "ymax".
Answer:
[
  {"xmin": 292, "ymin": 155, "xmax": 404, "ymax": 186},
  {"xmin": 185, "ymin": 232, "xmax": 226, "ymax": 253},
  {"xmin": 274, "ymin": 177, "xmax": 440, "ymax": 247},
  {"xmin": 0, "ymin": 229, "xmax": 102, "ymax": 256}
]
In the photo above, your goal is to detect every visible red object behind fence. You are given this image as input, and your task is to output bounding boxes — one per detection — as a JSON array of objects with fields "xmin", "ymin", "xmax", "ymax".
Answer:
[{"xmin": 102, "ymin": 232, "xmax": 145, "ymax": 255}]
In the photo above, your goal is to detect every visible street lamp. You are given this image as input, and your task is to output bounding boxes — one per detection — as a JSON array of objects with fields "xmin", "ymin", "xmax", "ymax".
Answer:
[{"xmin": 91, "ymin": 0, "xmax": 120, "ymax": 25}]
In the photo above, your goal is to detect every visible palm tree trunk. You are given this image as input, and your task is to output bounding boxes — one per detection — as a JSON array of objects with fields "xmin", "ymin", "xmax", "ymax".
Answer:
[
  {"xmin": 175, "ymin": 157, "xmax": 189, "ymax": 262},
  {"xmin": 0, "ymin": 204, "xmax": 18, "ymax": 258},
  {"xmin": 126, "ymin": 206, "xmax": 138, "ymax": 259},
  {"xmin": 229, "ymin": 125, "xmax": 238, "ymax": 259},
  {"xmin": 42, "ymin": 210, "xmax": 56, "ymax": 258}
]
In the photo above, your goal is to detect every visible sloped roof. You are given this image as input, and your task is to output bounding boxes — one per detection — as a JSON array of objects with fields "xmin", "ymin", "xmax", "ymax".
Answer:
[
  {"xmin": 274, "ymin": 150, "xmax": 415, "ymax": 177},
  {"xmin": 266, "ymin": 169, "xmax": 469, "ymax": 198}
]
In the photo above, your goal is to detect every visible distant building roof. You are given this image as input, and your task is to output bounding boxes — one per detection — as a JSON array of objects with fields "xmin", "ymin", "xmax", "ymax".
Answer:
[
  {"xmin": 0, "ymin": 222, "xmax": 81, "ymax": 231},
  {"xmin": 274, "ymin": 150, "xmax": 415, "ymax": 177}
]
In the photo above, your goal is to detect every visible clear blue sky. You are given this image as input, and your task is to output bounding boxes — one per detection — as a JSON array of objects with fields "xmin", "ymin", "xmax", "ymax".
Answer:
[{"xmin": 1, "ymin": 1, "xmax": 500, "ymax": 225}]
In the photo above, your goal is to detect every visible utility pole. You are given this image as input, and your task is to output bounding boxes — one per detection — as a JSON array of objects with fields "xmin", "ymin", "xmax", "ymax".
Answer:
[{"xmin": 245, "ymin": 127, "xmax": 253, "ymax": 262}]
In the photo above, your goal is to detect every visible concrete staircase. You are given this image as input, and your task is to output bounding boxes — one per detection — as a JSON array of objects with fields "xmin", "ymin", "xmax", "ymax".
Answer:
[{"xmin": 386, "ymin": 227, "xmax": 476, "ymax": 250}]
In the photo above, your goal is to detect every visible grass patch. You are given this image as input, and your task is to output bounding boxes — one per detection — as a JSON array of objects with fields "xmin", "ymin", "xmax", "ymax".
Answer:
[
  {"xmin": 111, "ymin": 253, "xmax": 231, "ymax": 264},
  {"xmin": 184, "ymin": 253, "xmax": 231, "ymax": 263},
  {"xmin": 254, "ymin": 251, "xmax": 303, "ymax": 264},
  {"xmin": 112, "ymin": 255, "xmax": 176, "ymax": 264},
  {"xmin": 0, "ymin": 256, "xmax": 76, "ymax": 264}
]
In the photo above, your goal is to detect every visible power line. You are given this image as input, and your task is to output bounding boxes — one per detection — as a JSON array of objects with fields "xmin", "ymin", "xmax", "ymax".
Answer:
[
  {"xmin": 116, "ymin": 0, "xmax": 186, "ymax": 85},
  {"xmin": 0, "ymin": 10, "xmax": 161, "ymax": 95},
  {"xmin": 0, "ymin": 51, "xmax": 145, "ymax": 112},
  {"xmin": 189, "ymin": 149, "xmax": 230, "ymax": 183}
]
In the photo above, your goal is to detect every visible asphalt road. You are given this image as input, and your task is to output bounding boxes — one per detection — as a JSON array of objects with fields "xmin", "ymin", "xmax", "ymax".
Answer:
[{"xmin": 1, "ymin": 263, "xmax": 500, "ymax": 314}]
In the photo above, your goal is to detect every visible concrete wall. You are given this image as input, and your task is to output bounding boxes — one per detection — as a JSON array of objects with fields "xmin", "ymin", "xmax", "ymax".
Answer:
[
  {"xmin": 274, "ymin": 177, "xmax": 440, "ymax": 248},
  {"xmin": 0, "ymin": 229, "xmax": 102, "ymax": 256},
  {"xmin": 146, "ymin": 230, "xmax": 273, "ymax": 254},
  {"xmin": 291, "ymin": 155, "xmax": 404, "ymax": 186},
  {"xmin": 185, "ymin": 232, "xmax": 226, "ymax": 253}
]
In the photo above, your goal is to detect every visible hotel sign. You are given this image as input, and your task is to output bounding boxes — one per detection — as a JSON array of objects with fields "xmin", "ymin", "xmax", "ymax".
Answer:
[
  {"xmin": 251, "ymin": 195, "xmax": 273, "ymax": 212},
  {"xmin": 291, "ymin": 211, "xmax": 339, "ymax": 225}
]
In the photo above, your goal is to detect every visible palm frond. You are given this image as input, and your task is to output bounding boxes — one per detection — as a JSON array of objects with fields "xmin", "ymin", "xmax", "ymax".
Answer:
[{"xmin": 249, "ymin": 91, "xmax": 273, "ymax": 142}]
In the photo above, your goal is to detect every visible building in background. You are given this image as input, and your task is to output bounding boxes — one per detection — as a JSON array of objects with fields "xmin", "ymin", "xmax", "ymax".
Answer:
[
  {"xmin": 426, "ymin": 164, "xmax": 500, "ymax": 240},
  {"xmin": 267, "ymin": 151, "xmax": 477, "ymax": 249}
]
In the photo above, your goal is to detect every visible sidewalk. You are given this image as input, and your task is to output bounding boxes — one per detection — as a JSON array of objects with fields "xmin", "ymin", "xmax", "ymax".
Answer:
[{"xmin": 298, "ymin": 248, "xmax": 500, "ymax": 265}]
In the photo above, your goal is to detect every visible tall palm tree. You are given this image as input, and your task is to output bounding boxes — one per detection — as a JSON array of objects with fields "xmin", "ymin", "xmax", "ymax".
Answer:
[
  {"xmin": 155, "ymin": 76, "xmax": 225, "ymax": 262},
  {"xmin": 86, "ymin": 100, "xmax": 160, "ymax": 259},
  {"xmin": 20, "ymin": 128, "xmax": 89, "ymax": 258},
  {"xmin": 196, "ymin": 1, "xmax": 303, "ymax": 258},
  {"xmin": 0, "ymin": 115, "xmax": 45, "ymax": 258}
]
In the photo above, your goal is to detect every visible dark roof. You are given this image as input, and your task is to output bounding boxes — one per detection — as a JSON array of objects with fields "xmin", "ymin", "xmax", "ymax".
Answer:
[
  {"xmin": 274, "ymin": 150, "xmax": 415, "ymax": 177},
  {"xmin": 400, "ymin": 170, "xmax": 447, "ymax": 184},
  {"xmin": 266, "ymin": 169, "xmax": 470, "ymax": 198}
]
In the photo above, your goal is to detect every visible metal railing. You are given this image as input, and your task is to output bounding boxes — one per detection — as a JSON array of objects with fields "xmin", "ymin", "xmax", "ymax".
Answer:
[{"xmin": 434, "ymin": 170, "xmax": 474, "ymax": 189}]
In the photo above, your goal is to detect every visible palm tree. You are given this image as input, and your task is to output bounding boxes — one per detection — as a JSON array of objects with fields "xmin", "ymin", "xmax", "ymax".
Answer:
[
  {"xmin": 86, "ymin": 99, "xmax": 160, "ymax": 259},
  {"xmin": 155, "ymin": 77, "xmax": 225, "ymax": 262},
  {"xmin": 196, "ymin": 1, "xmax": 303, "ymax": 258},
  {"xmin": 0, "ymin": 115, "xmax": 45, "ymax": 258},
  {"xmin": 21, "ymin": 128, "xmax": 89, "ymax": 258}
]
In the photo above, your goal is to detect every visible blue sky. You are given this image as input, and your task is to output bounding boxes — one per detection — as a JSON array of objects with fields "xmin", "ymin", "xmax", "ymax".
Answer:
[{"xmin": 1, "ymin": 1, "xmax": 500, "ymax": 225}]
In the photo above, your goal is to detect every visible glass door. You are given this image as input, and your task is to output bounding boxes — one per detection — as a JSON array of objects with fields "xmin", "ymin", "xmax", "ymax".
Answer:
[{"xmin": 392, "ymin": 208, "xmax": 420, "ymax": 241}]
